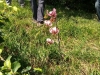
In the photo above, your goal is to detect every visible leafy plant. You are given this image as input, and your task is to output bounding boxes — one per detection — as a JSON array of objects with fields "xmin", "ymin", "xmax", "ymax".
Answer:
[{"xmin": 0, "ymin": 48, "xmax": 21, "ymax": 75}]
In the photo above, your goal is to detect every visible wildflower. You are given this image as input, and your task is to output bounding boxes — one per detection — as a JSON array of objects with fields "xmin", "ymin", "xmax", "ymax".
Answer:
[
  {"xmin": 44, "ymin": 20, "xmax": 52, "ymax": 27},
  {"xmin": 46, "ymin": 38, "xmax": 54, "ymax": 44},
  {"xmin": 49, "ymin": 27, "xmax": 59, "ymax": 34},
  {"xmin": 48, "ymin": 8, "xmax": 57, "ymax": 18},
  {"xmin": 50, "ymin": 17, "xmax": 56, "ymax": 22},
  {"xmin": 13, "ymin": 6, "xmax": 18, "ymax": 11}
]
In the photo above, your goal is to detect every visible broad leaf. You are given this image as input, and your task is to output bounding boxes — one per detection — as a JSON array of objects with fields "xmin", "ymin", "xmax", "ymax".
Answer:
[
  {"xmin": 0, "ymin": 49, "xmax": 2, "ymax": 54},
  {"xmin": 21, "ymin": 66, "xmax": 31, "ymax": 73},
  {"xmin": 4, "ymin": 56, "xmax": 12, "ymax": 69},
  {"xmin": 12, "ymin": 61, "xmax": 21, "ymax": 73},
  {"xmin": 34, "ymin": 68, "xmax": 42, "ymax": 72},
  {"xmin": 0, "ymin": 71, "xmax": 3, "ymax": 75}
]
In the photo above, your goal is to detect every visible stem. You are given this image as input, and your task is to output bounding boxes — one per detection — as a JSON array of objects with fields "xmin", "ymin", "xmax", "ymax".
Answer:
[{"xmin": 55, "ymin": 18, "xmax": 60, "ymax": 50}]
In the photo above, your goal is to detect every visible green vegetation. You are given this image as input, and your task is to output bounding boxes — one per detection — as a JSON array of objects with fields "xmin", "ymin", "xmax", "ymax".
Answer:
[{"xmin": 0, "ymin": 0, "xmax": 100, "ymax": 75}]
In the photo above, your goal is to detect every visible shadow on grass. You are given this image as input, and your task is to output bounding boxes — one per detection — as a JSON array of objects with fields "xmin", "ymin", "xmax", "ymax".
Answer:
[
  {"xmin": 45, "ymin": 5, "xmax": 97, "ymax": 20},
  {"xmin": 12, "ymin": 0, "xmax": 97, "ymax": 20}
]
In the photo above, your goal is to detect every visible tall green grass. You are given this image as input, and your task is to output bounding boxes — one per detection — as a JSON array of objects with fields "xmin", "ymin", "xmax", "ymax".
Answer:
[{"xmin": 1, "ymin": 0, "xmax": 100, "ymax": 75}]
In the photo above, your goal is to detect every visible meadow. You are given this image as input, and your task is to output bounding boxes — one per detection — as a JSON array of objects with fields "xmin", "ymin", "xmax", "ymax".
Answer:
[{"xmin": 0, "ymin": 0, "xmax": 100, "ymax": 75}]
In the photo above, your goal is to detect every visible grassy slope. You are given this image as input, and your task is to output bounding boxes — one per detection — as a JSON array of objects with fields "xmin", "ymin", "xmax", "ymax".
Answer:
[{"xmin": 3, "ymin": 0, "xmax": 100, "ymax": 75}]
